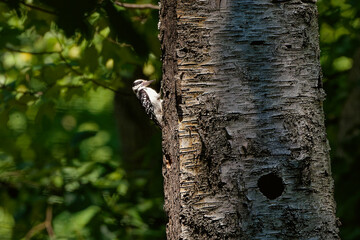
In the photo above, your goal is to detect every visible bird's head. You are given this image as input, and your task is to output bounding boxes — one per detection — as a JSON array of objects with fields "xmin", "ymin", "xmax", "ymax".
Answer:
[{"xmin": 132, "ymin": 79, "xmax": 154, "ymax": 93}]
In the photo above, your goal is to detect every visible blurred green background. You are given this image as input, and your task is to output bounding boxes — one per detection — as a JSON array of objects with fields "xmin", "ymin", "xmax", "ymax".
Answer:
[{"xmin": 0, "ymin": 0, "xmax": 358, "ymax": 239}]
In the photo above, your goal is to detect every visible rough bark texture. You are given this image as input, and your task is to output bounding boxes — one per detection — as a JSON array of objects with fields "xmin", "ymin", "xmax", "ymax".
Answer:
[
  {"xmin": 160, "ymin": 0, "xmax": 339, "ymax": 239},
  {"xmin": 160, "ymin": 0, "xmax": 182, "ymax": 239}
]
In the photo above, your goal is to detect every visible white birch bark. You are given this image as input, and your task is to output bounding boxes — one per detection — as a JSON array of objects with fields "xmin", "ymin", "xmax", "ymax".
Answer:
[{"xmin": 160, "ymin": 0, "xmax": 339, "ymax": 239}]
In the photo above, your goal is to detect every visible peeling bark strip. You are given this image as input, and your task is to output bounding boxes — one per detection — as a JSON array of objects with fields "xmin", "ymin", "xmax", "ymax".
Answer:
[{"xmin": 161, "ymin": 0, "xmax": 339, "ymax": 239}]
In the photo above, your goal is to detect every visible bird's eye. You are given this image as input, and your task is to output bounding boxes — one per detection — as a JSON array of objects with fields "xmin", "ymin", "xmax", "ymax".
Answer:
[{"xmin": 133, "ymin": 81, "xmax": 142, "ymax": 87}]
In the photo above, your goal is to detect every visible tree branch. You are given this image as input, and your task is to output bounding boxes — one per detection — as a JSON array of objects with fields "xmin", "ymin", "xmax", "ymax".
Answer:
[{"xmin": 114, "ymin": 1, "xmax": 160, "ymax": 10}]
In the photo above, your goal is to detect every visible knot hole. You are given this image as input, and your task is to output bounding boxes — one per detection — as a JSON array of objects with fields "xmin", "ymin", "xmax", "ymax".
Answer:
[{"xmin": 258, "ymin": 173, "xmax": 284, "ymax": 200}]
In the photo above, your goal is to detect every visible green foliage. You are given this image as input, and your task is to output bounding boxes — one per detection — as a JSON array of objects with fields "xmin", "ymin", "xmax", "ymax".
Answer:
[
  {"xmin": 53, "ymin": 206, "xmax": 101, "ymax": 238},
  {"xmin": 0, "ymin": 0, "xmax": 164, "ymax": 239}
]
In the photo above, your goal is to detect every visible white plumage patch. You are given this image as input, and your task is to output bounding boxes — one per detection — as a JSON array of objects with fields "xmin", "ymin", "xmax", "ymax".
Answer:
[{"xmin": 132, "ymin": 80, "xmax": 163, "ymax": 128}]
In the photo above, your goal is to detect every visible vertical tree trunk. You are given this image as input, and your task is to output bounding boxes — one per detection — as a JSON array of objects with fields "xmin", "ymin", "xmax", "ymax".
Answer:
[{"xmin": 160, "ymin": 0, "xmax": 339, "ymax": 239}]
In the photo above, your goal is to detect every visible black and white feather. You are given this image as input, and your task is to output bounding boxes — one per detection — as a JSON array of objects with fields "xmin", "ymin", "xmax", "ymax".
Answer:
[{"xmin": 132, "ymin": 79, "xmax": 163, "ymax": 128}]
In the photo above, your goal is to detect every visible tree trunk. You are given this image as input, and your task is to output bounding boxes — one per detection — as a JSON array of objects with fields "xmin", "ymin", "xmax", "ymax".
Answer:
[{"xmin": 160, "ymin": 0, "xmax": 340, "ymax": 239}]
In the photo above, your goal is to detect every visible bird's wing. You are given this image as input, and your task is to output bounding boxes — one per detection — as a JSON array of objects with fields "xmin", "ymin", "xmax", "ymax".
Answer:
[
  {"xmin": 138, "ymin": 89, "xmax": 161, "ymax": 128},
  {"xmin": 139, "ymin": 89, "xmax": 153, "ymax": 115}
]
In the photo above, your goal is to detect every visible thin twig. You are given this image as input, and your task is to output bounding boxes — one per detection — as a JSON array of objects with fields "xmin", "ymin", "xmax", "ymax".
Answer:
[
  {"xmin": 4, "ymin": 35, "xmax": 128, "ymax": 95},
  {"xmin": 57, "ymin": 52, "xmax": 120, "ymax": 93},
  {"xmin": 58, "ymin": 52, "xmax": 83, "ymax": 76},
  {"xmin": 54, "ymin": 40, "xmax": 120, "ymax": 94},
  {"xmin": 0, "ymin": 83, "xmax": 41, "ymax": 97},
  {"xmin": 19, "ymin": 1, "xmax": 56, "ymax": 15},
  {"xmin": 25, "ymin": 223, "xmax": 46, "ymax": 240},
  {"xmin": 45, "ymin": 205, "xmax": 55, "ymax": 238},
  {"xmin": 114, "ymin": 1, "xmax": 159, "ymax": 10},
  {"xmin": 99, "ymin": 34, "xmax": 132, "ymax": 48},
  {"xmin": 4, "ymin": 46, "xmax": 61, "ymax": 55},
  {"xmin": 24, "ymin": 205, "xmax": 55, "ymax": 240},
  {"xmin": 83, "ymin": 78, "xmax": 120, "ymax": 93}
]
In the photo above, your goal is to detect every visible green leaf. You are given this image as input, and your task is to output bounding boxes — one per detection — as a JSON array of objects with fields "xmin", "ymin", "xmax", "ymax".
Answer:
[
  {"xmin": 0, "ymin": 23, "xmax": 21, "ymax": 48},
  {"xmin": 42, "ymin": 64, "xmax": 68, "ymax": 84},
  {"xmin": 35, "ymin": 101, "xmax": 56, "ymax": 125},
  {"xmin": 53, "ymin": 206, "xmax": 100, "ymax": 238},
  {"xmin": 71, "ymin": 130, "xmax": 97, "ymax": 146},
  {"xmin": 0, "ymin": 207, "xmax": 15, "ymax": 240},
  {"xmin": 80, "ymin": 45, "xmax": 99, "ymax": 72},
  {"xmin": 17, "ymin": 94, "xmax": 38, "ymax": 105},
  {"xmin": 333, "ymin": 56, "xmax": 353, "ymax": 72}
]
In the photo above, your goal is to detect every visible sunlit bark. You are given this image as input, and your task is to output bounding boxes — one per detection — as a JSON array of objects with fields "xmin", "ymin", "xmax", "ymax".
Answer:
[{"xmin": 160, "ymin": 0, "xmax": 339, "ymax": 239}]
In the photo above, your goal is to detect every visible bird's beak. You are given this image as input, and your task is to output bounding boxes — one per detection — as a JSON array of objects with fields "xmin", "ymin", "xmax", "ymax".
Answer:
[{"xmin": 141, "ymin": 80, "xmax": 155, "ymax": 87}]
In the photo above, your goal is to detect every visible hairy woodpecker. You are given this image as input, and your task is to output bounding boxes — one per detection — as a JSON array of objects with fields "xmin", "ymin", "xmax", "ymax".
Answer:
[{"xmin": 132, "ymin": 79, "xmax": 163, "ymax": 128}]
